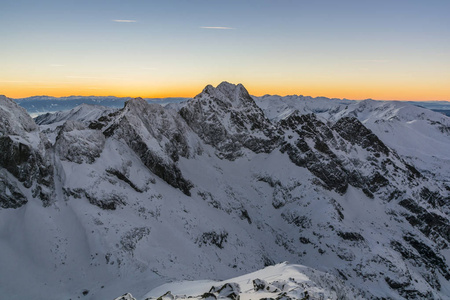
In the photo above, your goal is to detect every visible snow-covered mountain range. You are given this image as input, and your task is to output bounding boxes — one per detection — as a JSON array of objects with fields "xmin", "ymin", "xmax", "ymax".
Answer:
[
  {"xmin": 14, "ymin": 95, "xmax": 188, "ymax": 117},
  {"xmin": 1, "ymin": 82, "xmax": 449, "ymax": 299}
]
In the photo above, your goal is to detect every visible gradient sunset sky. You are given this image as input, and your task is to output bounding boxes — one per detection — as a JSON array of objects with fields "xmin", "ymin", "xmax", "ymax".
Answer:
[{"xmin": 1, "ymin": 0, "xmax": 449, "ymax": 100}]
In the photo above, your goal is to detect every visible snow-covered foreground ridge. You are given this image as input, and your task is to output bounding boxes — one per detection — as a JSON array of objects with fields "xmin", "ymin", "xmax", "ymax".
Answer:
[
  {"xmin": 135, "ymin": 262, "xmax": 353, "ymax": 300},
  {"xmin": 1, "ymin": 82, "xmax": 450, "ymax": 299}
]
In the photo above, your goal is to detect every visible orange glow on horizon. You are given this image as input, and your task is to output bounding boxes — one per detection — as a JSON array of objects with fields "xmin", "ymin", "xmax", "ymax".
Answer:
[{"xmin": 1, "ymin": 81, "xmax": 449, "ymax": 101}]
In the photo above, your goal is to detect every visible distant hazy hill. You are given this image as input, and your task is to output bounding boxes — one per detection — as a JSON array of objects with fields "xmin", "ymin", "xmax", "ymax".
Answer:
[{"xmin": 406, "ymin": 101, "xmax": 450, "ymax": 116}]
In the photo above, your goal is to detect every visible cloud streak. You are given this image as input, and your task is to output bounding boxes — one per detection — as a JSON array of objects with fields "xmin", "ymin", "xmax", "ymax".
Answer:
[
  {"xmin": 66, "ymin": 75, "xmax": 131, "ymax": 81},
  {"xmin": 0, "ymin": 80, "xmax": 45, "ymax": 83},
  {"xmin": 66, "ymin": 76, "xmax": 103, "ymax": 79},
  {"xmin": 113, "ymin": 19, "xmax": 137, "ymax": 23},
  {"xmin": 200, "ymin": 26, "xmax": 235, "ymax": 30},
  {"xmin": 354, "ymin": 59, "xmax": 391, "ymax": 63}
]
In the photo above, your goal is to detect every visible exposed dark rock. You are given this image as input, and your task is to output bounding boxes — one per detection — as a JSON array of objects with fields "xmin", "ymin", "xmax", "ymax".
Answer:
[
  {"xmin": 332, "ymin": 117, "xmax": 390, "ymax": 155},
  {"xmin": 385, "ymin": 277, "xmax": 434, "ymax": 299},
  {"xmin": 300, "ymin": 291, "xmax": 310, "ymax": 300},
  {"xmin": 281, "ymin": 212, "xmax": 311, "ymax": 229},
  {"xmin": 405, "ymin": 163, "xmax": 422, "ymax": 179},
  {"xmin": 399, "ymin": 198, "xmax": 450, "ymax": 243},
  {"xmin": 210, "ymin": 282, "xmax": 240, "ymax": 300},
  {"xmin": 257, "ymin": 176, "xmax": 298, "ymax": 209},
  {"xmin": 0, "ymin": 136, "xmax": 53, "ymax": 205},
  {"xmin": 251, "ymin": 279, "xmax": 281, "ymax": 293},
  {"xmin": 180, "ymin": 82, "xmax": 279, "ymax": 160},
  {"xmin": 272, "ymin": 185, "xmax": 291, "ymax": 209},
  {"xmin": 279, "ymin": 113, "xmax": 334, "ymax": 140},
  {"xmin": 420, "ymin": 187, "xmax": 445, "ymax": 208},
  {"xmin": 130, "ymin": 136, "xmax": 192, "ymax": 195},
  {"xmin": 329, "ymin": 198, "xmax": 345, "ymax": 221},
  {"xmin": 253, "ymin": 279, "xmax": 268, "ymax": 291},
  {"xmin": 88, "ymin": 110, "xmax": 121, "ymax": 130},
  {"xmin": 280, "ymin": 141, "xmax": 349, "ymax": 194},
  {"xmin": 240, "ymin": 209, "xmax": 252, "ymax": 224},
  {"xmin": 336, "ymin": 247, "xmax": 355, "ymax": 261},
  {"xmin": 391, "ymin": 240, "xmax": 418, "ymax": 260},
  {"xmin": 156, "ymin": 291, "xmax": 174, "ymax": 300},
  {"xmin": 201, "ymin": 292, "xmax": 217, "ymax": 300},
  {"xmin": 104, "ymin": 99, "xmax": 194, "ymax": 196},
  {"xmin": 0, "ymin": 176, "xmax": 27, "ymax": 208},
  {"xmin": 198, "ymin": 231, "xmax": 228, "ymax": 249},
  {"xmin": 337, "ymin": 231, "xmax": 365, "ymax": 242},
  {"xmin": 385, "ymin": 277, "xmax": 410, "ymax": 290},
  {"xmin": 336, "ymin": 269, "xmax": 349, "ymax": 281},
  {"xmin": 262, "ymin": 255, "xmax": 275, "ymax": 267},
  {"xmin": 299, "ymin": 237, "xmax": 311, "ymax": 244},
  {"xmin": 276, "ymin": 292, "xmax": 292, "ymax": 300},
  {"xmin": 399, "ymin": 198, "xmax": 423, "ymax": 214},
  {"xmin": 403, "ymin": 235, "xmax": 450, "ymax": 280},
  {"xmin": 367, "ymin": 172, "xmax": 389, "ymax": 193},
  {"xmin": 116, "ymin": 293, "xmax": 137, "ymax": 300},
  {"xmin": 279, "ymin": 113, "xmax": 351, "ymax": 194},
  {"xmin": 106, "ymin": 168, "xmax": 143, "ymax": 193},
  {"xmin": 0, "ymin": 136, "xmax": 36, "ymax": 187},
  {"xmin": 64, "ymin": 188, "xmax": 126, "ymax": 210},
  {"xmin": 388, "ymin": 189, "xmax": 405, "ymax": 202},
  {"xmin": 120, "ymin": 227, "xmax": 151, "ymax": 252},
  {"xmin": 277, "ymin": 111, "xmax": 427, "ymax": 201},
  {"xmin": 88, "ymin": 194, "xmax": 126, "ymax": 210}
]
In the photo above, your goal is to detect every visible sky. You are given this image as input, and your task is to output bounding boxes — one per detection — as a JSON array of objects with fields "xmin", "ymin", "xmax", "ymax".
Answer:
[{"xmin": 1, "ymin": 0, "xmax": 449, "ymax": 100}]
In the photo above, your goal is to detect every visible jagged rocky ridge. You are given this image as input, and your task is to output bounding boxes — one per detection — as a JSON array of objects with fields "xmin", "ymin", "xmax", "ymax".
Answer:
[
  {"xmin": 0, "ymin": 95, "xmax": 53, "ymax": 208},
  {"xmin": 138, "ymin": 262, "xmax": 356, "ymax": 300},
  {"xmin": 0, "ymin": 83, "xmax": 450, "ymax": 299},
  {"xmin": 35, "ymin": 103, "xmax": 118, "ymax": 126},
  {"xmin": 179, "ymin": 82, "xmax": 278, "ymax": 159}
]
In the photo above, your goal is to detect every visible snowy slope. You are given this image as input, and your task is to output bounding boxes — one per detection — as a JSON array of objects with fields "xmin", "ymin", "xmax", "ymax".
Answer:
[
  {"xmin": 0, "ymin": 95, "xmax": 38, "ymax": 138},
  {"xmin": 14, "ymin": 95, "xmax": 188, "ymax": 117},
  {"xmin": 338, "ymin": 100, "xmax": 450, "ymax": 181},
  {"xmin": 142, "ymin": 262, "xmax": 355, "ymax": 300},
  {"xmin": 1, "ymin": 85, "xmax": 450, "ymax": 300},
  {"xmin": 34, "ymin": 103, "xmax": 118, "ymax": 126},
  {"xmin": 255, "ymin": 95, "xmax": 450, "ymax": 181}
]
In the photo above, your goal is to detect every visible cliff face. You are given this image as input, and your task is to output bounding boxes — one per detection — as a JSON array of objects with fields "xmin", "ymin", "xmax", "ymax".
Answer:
[
  {"xmin": 0, "ymin": 85, "xmax": 449, "ymax": 299},
  {"xmin": 179, "ymin": 82, "xmax": 278, "ymax": 159},
  {"xmin": 0, "ymin": 95, "xmax": 53, "ymax": 208}
]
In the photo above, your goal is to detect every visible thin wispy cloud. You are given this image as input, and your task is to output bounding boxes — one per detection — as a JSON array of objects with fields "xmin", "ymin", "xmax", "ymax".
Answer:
[
  {"xmin": 50, "ymin": 64, "xmax": 65, "ymax": 67},
  {"xmin": 113, "ymin": 19, "xmax": 137, "ymax": 23},
  {"xmin": 66, "ymin": 75, "xmax": 131, "ymax": 81},
  {"xmin": 0, "ymin": 80, "xmax": 45, "ymax": 83},
  {"xmin": 200, "ymin": 26, "xmax": 235, "ymax": 30},
  {"xmin": 141, "ymin": 67, "xmax": 157, "ymax": 70},
  {"xmin": 66, "ymin": 76, "xmax": 102, "ymax": 79},
  {"xmin": 354, "ymin": 59, "xmax": 391, "ymax": 63}
]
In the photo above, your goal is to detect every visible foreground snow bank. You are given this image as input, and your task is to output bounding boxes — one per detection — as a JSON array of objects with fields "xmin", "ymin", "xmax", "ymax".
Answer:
[{"xmin": 138, "ymin": 262, "xmax": 353, "ymax": 300}]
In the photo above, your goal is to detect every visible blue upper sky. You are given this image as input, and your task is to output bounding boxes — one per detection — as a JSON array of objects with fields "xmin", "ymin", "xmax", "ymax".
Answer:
[{"xmin": 1, "ymin": 0, "xmax": 449, "ymax": 100}]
